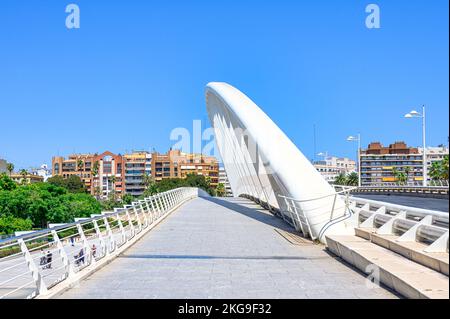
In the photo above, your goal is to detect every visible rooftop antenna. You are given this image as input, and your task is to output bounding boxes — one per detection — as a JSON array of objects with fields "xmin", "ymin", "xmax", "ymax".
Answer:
[{"xmin": 313, "ymin": 123, "xmax": 317, "ymax": 162}]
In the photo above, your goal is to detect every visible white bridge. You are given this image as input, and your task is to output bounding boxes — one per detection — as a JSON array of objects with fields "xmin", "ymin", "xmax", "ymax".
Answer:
[{"xmin": 0, "ymin": 83, "xmax": 448, "ymax": 299}]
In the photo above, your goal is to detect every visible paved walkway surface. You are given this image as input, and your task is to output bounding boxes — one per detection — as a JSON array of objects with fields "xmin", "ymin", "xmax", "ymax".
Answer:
[{"xmin": 57, "ymin": 197, "xmax": 397, "ymax": 299}]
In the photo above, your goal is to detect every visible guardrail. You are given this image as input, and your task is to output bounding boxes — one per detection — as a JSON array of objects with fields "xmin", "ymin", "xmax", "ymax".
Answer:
[
  {"xmin": 276, "ymin": 186, "xmax": 357, "ymax": 241},
  {"xmin": 349, "ymin": 196, "xmax": 449, "ymax": 252},
  {"xmin": 0, "ymin": 187, "xmax": 199, "ymax": 299},
  {"xmin": 359, "ymin": 181, "xmax": 449, "ymax": 188},
  {"xmin": 350, "ymin": 185, "xmax": 449, "ymax": 198},
  {"xmin": 242, "ymin": 186, "xmax": 448, "ymax": 251}
]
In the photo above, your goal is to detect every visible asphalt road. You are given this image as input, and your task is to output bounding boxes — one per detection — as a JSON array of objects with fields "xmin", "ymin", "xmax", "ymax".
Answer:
[{"xmin": 353, "ymin": 194, "xmax": 449, "ymax": 212}]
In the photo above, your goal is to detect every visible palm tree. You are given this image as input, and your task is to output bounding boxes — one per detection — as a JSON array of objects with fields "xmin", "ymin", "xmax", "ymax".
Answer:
[
  {"xmin": 6, "ymin": 163, "xmax": 14, "ymax": 177},
  {"xmin": 346, "ymin": 172, "xmax": 359, "ymax": 186},
  {"xmin": 109, "ymin": 175, "xmax": 117, "ymax": 201},
  {"xmin": 429, "ymin": 161, "xmax": 442, "ymax": 181},
  {"xmin": 392, "ymin": 168, "xmax": 407, "ymax": 185},
  {"xmin": 77, "ymin": 159, "xmax": 84, "ymax": 177},
  {"xmin": 404, "ymin": 166, "xmax": 412, "ymax": 185},
  {"xmin": 334, "ymin": 173, "xmax": 347, "ymax": 186},
  {"xmin": 92, "ymin": 161, "xmax": 100, "ymax": 177},
  {"xmin": 143, "ymin": 173, "xmax": 158, "ymax": 195},
  {"xmin": 442, "ymin": 155, "xmax": 449, "ymax": 180},
  {"xmin": 93, "ymin": 186, "xmax": 101, "ymax": 199},
  {"xmin": 216, "ymin": 183, "xmax": 226, "ymax": 197},
  {"xmin": 19, "ymin": 169, "xmax": 28, "ymax": 184}
]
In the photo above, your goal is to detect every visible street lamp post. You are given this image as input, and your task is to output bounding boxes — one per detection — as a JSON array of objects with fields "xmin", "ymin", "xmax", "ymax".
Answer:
[
  {"xmin": 346, "ymin": 134, "xmax": 361, "ymax": 187},
  {"xmin": 405, "ymin": 106, "xmax": 427, "ymax": 187}
]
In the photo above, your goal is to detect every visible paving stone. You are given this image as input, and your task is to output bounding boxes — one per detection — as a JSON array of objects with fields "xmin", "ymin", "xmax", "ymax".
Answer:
[{"xmin": 57, "ymin": 197, "xmax": 397, "ymax": 299}]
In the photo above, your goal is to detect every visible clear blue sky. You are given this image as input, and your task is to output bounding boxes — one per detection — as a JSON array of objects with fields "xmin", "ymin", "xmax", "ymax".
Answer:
[{"xmin": 0, "ymin": 0, "xmax": 448, "ymax": 169}]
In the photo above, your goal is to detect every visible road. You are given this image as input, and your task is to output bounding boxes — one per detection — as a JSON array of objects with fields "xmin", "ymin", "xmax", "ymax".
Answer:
[{"xmin": 353, "ymin": 194, "xmax": 449, "ymax": 212}]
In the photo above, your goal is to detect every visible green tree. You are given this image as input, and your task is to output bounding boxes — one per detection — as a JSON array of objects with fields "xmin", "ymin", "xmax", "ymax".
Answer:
[
  {"xmin": 47, "ymin": 175, "xmax": 86, "ymax": 193},
  {"xmin": 216, "ymin": 183, "xmax": 226, "ymax": 197},
  {"xmin": 392, "ymin": 168, "xmax": 407, "ymax": 185},
  {"xmin": 404, "ymin": 166, "xmax": 412, "ymax": 185},
  {"xmin": 92, "ymin": 161, "xmax": 100, "ymax": 178},
  {"xmin": 442, "ymin": 155, "xmax": 449, "ymax": 180},
  {"xmin": 142, "ymin": 173, "xmax": 159, "ymax": 197},
  {"xmin": 0, "ymin": 216, "xmax": 33, "ymax": 235},
  {"xmin": 19, "ymin": 169, "xmax": 28, "ymax": 184},
  {"xmin": 6, "ymin": 163, "xmax": 14, "ymax": 177},
  {"xmin": 0, "ymin": 174, "xmax": 17, "ymax": 191},
  {"xmin": 108, "ymin": 175, "xmax": 117, "ymax": 201},
  {"xmin": 0, "ymin": 182, "xmax": 101, "ymax": 229},
  {"xmin": 429, "ymin": 161, "xmax": 442, "ymax": 181},
  {"xmin": 334, "ymin": 173, "xmax": 347, "ymax": 186},
  {"xmin": 47, "ymin": 175, "xmax": 66, "ymax": 188},
  {"xmin": 77, "ymin": 159, "xmax": 84, "ymax": 173},
  {"xmin": 121, "ymin": 194, "xmax": 134, "ymax": 205},
  {"xmin": 346, "ymin": 172, "xmax": 359, "ymax": 186},
  {"xmin": 65, "ymin": 175, "xmax": 87, "ymax": 193}
]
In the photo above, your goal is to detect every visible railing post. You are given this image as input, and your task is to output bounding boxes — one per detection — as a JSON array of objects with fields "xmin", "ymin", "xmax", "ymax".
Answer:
[
  {"xmin": 76, "ymin": 223, "xmax": 92, "ymax": 265},
  {"xmin": 18, "ymin": 238, "xmax": 48, "ymax": 296},
  {"xmin": 149, "ymin": 196, "xmax": 159, "ymax": 220},
  {"xmin": 142, "ymin": 200, "xmax": 151, "ymax": 226},
  {"xmin": 158, "ymin": 194, "xmax": 166, "ymax": 214},
  {"xmin": 166, "ymin": 191, "xmax": 172, "ymax": 208},
  {"xmin": 132, "ymin": 205, "xmax": 143, "ymax": 232},
  {"xmin": 156, "ymin": 195, "xmax": 164, "ymax": 217},
  {"xmin": 165, "ymin": 191, "xmax": 172, "ymax": 208},
  {"xmin": 125, "ymin": 208, "xmax": 136, "ymax": 238},
  {"xmin": 102, "ymin": 216, "xmax": 116, "ymax": 253},
  {"xmin": 170, "ymin": 191, "xmax": 176, "ymax": 207},
  {"xmin": 92, "ymin": 219, "xmax": 106, "ymax": 258},
  {"xmin": 116, "ymin": 213, "xmax": 126, "ymax": 244},
  {"xmin": 51, "ymin": 230, "xmax": 75, "ymax": 280}
]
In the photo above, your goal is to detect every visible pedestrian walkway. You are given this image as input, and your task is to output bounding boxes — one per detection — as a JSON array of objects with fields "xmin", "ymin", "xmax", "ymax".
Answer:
[{"xmin": 57, "ymin": 197, "xmax": 397, "ymax": 299}]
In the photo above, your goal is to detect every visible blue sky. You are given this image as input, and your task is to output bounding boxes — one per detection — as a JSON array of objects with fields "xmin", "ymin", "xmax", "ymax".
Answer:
[{"xmin": 0, "ymin": 0, "xmax": 448, "ymax": 169}]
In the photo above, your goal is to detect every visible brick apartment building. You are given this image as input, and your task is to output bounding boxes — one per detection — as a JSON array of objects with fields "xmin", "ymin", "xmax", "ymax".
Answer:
[
  {"xmin": 52, "ymin": 149, "xmax": 219, "ymax": 199},
  {"xmin": 152, "ymin": 149, "xmax": 219, "ymax": 187},
  {"xmin": 359, "ymin": 141, "xmax": 423, "ymax": 186}
]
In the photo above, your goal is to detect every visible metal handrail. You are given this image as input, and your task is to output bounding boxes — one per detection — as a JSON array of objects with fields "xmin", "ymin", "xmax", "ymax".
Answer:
[{"xmin": 275, "ymin": 186, "xmax": 357, "ymax": 240}]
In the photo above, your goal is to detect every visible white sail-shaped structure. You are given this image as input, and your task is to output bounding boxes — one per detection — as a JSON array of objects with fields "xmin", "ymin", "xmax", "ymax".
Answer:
[{"xmin": 205, "ymin": 82, "xmax": 353, "ymax": 242}]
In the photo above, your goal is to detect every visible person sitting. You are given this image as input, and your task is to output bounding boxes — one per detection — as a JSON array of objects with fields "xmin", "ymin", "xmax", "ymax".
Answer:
[
  {"xmin": 46, "ymin": 251, "xmax": 53, "ymax": 269},
  {"xmin": 91, "ymin": 244, "xmax": 97, "ymax": 258}
]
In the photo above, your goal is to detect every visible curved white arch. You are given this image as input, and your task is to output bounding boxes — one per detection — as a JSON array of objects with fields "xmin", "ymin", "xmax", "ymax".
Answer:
[{"xmin": 205, "ymin": 82, "xmax": 353, "ymax": 242}]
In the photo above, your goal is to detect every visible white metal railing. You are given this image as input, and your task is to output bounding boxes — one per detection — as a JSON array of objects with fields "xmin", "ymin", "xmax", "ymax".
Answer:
[
  {"xmin": 0, "ymin": 187, "xmax": 199, "ymax": 299},
  {"xmin": 276, "ymin": 186, "xmax": 357, "ymax": 240},
  {"xmin": 256, "ymin": 185, "xmax": 448, "ymax": 251},
  {"xmin": 357, "ymin": 181, "xmax": 449, "ymax": 188},
  {"xmin": 349, "ymin": 196, "xmax": 449, "ymax": 252}
]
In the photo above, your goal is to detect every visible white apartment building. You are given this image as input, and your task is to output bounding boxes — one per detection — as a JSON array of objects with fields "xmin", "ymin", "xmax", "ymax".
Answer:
[
  {"xmin": 313, "ymin": 156, "xmax": 356, "ymax": 184},
  {"xmin": 419, "ymin": 146, "xmax": 449, "ymax": 183}
]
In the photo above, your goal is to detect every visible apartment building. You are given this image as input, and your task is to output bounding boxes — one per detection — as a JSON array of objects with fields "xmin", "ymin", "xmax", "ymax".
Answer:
[
  {"xmin": 419, "ymin": 146, "xmax": 449, "ymax": 183},
  {"xmin": 10, "ymin": 173, "xmax": 44, "ymax": 184},
  {"xmin": 359, "ymin": 141, "xmax": 424, "ymax": 186},
  {"xmin": 30, "ymin": 164, "xmax": 52, "ymax": 182},
  {"xmin": 313, "ymin": 156, "xmax": 356, "ymax": 184},
  {"xmin": 123, "ymin": 151, "xmax": 152, "ymax": 197},
  {"xmin": 152, "ymin": 149, "xmax": 219, "ymax": 187},
  {"xmin": 52, "ymin": 151, "xmax": 125, "ymax": 199},
  {"xmin": 52, "ymin": 149, "xmax": 219, "ymax": 198}
]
